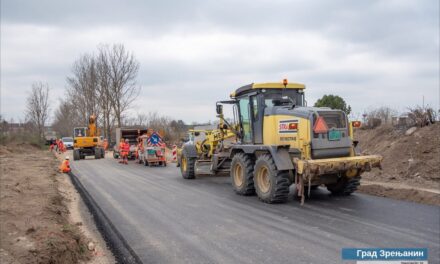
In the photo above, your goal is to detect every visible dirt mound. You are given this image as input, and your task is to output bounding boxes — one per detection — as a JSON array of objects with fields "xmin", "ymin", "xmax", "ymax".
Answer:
[
  {"xmin": 358, "ymin": 184, "xmax": 440, "ymax": 206},
  {"xmin": 0, "ymin": 142, "xmax": 91, "ymax": 263},
  {"xmin": 355, "ymin": 123, "xmax": 440, "ymax": 191}
]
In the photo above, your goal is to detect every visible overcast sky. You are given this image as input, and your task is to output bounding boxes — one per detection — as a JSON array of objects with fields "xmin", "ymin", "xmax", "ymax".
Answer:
[{"xmin": 1, "ymin": 0, "xmax": 439, "ymax": 123}]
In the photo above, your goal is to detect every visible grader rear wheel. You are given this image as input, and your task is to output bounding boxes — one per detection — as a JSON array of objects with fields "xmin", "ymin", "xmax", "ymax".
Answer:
[
  {"xmin": 230, "ymin": 153, "xmax": 255, "ymax": 195},
  {"xmin": 326, "ymin": 175, "xmax": 361, "ymax": 195},
  {"xmin": 253, "ymin": 154, "xmax": 290, "ymax": 203}
]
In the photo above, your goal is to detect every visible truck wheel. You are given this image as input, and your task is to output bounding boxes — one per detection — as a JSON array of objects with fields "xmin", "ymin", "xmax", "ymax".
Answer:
[
  {"xmin": 73, "ymin": 149, "xmax": 80, "ymax": 161},
  {"xmin": 253, "ymin": 154, "xmax": 290, "ymax": 203},
  {"xmin": 230, "ymin": 153, "xmax": 255, "ymax": 195},
  {"xmin": 180, "ymin": 150, "xmax": 196, "ymax": 179},
  {"xmin": 94, "ymin": 148, "xmax": 101, "ymax": 159},
  {"xmin": 101, "ymin": 148, "xmax": 105, "ymax": 158},
  {"xmin": 326, "ymin": 175, "xmax": 361, "ymax": 195}
]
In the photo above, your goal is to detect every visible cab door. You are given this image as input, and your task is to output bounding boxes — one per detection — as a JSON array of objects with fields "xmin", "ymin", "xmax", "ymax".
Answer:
[
  {"xmin": 250, "ymin": 95, "xmax": 263, "ymax": 144},
  {"xmin": 238, "ymin": 97, "xmax": 253, "ymax": 144}
]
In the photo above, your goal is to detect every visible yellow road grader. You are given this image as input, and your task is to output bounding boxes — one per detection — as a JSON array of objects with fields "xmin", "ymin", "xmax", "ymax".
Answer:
[{"xmin": 180, "ymin": 80, "xmax": 382, "ymax": 203}]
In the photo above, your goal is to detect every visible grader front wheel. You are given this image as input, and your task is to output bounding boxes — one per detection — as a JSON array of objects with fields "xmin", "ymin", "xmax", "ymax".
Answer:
[
  {"xmin": 253, "ymin": 154, "xmax": 290, "ymax": 203},
  {"xmin": 180, "ymin": 149, "xmax": 196, "ymax": 179},
  {"xmin": 230, "ymin": 153, "xmax": 255, "ymax": 195}
]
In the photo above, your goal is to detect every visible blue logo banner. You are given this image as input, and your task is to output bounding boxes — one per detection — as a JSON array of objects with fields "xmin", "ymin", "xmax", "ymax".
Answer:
[{"xmin": 342, "ymin": 248, "xmax": 428, "ymax": 261}]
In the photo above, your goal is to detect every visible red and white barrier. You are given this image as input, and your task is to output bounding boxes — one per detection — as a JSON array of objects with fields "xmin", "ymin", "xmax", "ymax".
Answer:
[{"xmin": 172, "ymin": 145, "xmax": 177, "ymax": 162}]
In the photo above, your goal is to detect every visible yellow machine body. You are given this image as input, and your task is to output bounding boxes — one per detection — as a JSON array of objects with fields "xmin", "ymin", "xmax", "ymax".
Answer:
[
  {"xmin": 73, "ymin": 115, "xmax": 104, "ymax": 160},
  {"xmin": 180, "ymin": 80, "xmax": 382, "ymax": 204}
]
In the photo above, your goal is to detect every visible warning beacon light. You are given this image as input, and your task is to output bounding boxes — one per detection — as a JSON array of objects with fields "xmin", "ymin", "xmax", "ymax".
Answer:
[{"xmin": 352, "ymin": 121, "xmax": 362, "ymax": 128}]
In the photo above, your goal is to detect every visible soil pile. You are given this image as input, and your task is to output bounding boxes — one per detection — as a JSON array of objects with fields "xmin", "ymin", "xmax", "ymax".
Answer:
[
  {"xmin": 354, "ymin": 123, "xmax": 440, "ymax": 205},
  {"xmin": 0, "ymin": 143, "xmax": 91, "ymax": 263}
]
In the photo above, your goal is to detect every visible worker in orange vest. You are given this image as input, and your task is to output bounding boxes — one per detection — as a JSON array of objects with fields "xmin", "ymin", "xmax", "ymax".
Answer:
[
  {"xmin": 59, "ymin": 140, "xmax": 66, "ymax": 153},
  {"xmin": 50, "ymin": 140, "xmax": 55, "ymax": 152},
  {"xmin": 103, "ymin": 139, "xmax": 109, "ymax": 152},
  {"xmin": 59, "ymin": 156, "xmax": 71, "ymax": 173},
  {"xmin": 54, "ymin": 139, "xmax": 59, "ymax": 153},
  {"xmin": 118, "ymin": 138, "xmax": 125, "ymax": 163},
  {"xmin": 121, "ymin": 139, "xmax": 130, "ymax": 165}
]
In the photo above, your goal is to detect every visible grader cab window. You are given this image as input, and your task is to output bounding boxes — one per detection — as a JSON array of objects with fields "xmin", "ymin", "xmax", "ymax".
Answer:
[
  {"xmin": 238, "ymin": 98, "xmax": 252, "ymax": 143},
  {"xmin": 263, "ymin": 89, "xmax": 304, "ymax": 107}
]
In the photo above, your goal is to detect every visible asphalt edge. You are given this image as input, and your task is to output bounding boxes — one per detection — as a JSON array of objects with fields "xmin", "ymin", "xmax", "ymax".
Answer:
[{"xmin": 67, "ymin": 171, "xmax": 143, "ymax": 264}]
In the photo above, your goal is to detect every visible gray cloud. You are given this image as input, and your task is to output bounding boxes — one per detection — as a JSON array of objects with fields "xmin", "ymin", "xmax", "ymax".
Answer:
[{"xmin": 1, "ymin": 0, "xmax": 438, "ymax": 123}]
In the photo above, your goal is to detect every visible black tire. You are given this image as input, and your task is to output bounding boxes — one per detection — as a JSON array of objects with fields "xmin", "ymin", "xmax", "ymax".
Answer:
[
  {"xmin": 144, "ymin": 159, "xmax": 148, "ymax": 166},
  {"xmin": 253, "ymin": 154, "xmax": 290, "ymax": 203},
  {"xmin": 101, "ymin": 148, "xmax": 105, "ymax": 158},
  {"xmin": 113, "ymin": 151, "xmax": 119, "ymax": 159},
  {"xmin": 94, "ymin": 148, "xmax": 101, "ymax": 159},
  {"xmin": 230, "ymin": 153, "xmax": 255, "ymax": 195},
  {"xmin": 73, "ymin": 149, "xmax": 80, "ymax": 161},
  {"xmin": 180, "ymin": 149, "xmax": 196, "ymax": 179},
  {"xmin": 326, "ymin": 175, "xmax": 361, "ymax": 195}
]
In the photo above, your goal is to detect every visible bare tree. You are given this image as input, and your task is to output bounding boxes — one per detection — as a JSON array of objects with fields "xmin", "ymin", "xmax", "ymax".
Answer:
[
  {"xmin": 52, "ymin": 100, "xmax": 76, "ymax": 137},
  {"xmin": 26, "ymin": 82, "xmax": 50, "ymax": 139},
  {"xmin": 103, "ymin": 44, "xmax": 140, "ymax": 127},
  {"xmin": 96, "ymin": 46, "xmax": 115, "ymax": 141},
  {"xmin": 59, "ymin": 44, "xmax": 140, "ymax": 141},
  {"xmin": 67, "ymin": 54, "xmax": 101, "ymax": 126},
  {"xmin": 364, "ymin": 106, "xmax": 397, "ymax": 127}
]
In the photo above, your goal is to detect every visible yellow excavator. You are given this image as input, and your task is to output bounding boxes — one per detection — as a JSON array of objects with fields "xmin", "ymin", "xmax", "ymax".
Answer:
[{"xmin": 73, "ymin": 115, "xmax": 104, "ymax": 161}]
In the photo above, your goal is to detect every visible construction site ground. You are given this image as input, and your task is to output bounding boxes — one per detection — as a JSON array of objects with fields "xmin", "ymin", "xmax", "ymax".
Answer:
[
  {"xmin": 0, "ymin": 142, "xmax": 115, "ymax": 264},
  {"xmin": 69, "ymin": 155, "xmax": 439, "ymax": 263},
  {"xmin": 1, "ymin": 124, "xmax": 438, "ymax": 263},
  {"xmin": 355, "ymin": 123, "xmax": 440, "ymax": 205}
]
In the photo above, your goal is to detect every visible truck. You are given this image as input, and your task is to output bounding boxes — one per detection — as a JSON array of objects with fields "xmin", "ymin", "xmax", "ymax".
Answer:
[
  {"xmin": 113, "ymin": 127, "xmax": 148, "ymax": 159},
  {"xmin": 139, "ymin": 132, "xmax": 167, "ymax": 167},
  {"xmin": 180, "ymin": 80, "xmax": 382, "ymax": 204}
]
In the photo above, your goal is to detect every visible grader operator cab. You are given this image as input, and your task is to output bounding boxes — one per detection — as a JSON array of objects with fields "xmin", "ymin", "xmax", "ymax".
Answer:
[
  {"xmin": 180, "ymin": 80, "xmax": 382, "ymax": 204},
  {"xmin": 73, "ymin": 115, "xmax": 105, "ymax": 161}
]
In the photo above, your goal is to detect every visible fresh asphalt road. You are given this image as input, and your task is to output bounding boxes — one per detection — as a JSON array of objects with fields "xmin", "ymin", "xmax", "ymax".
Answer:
[{"xmin": 71, "ymin": 157, "xmax": 439, "ymax": 264}]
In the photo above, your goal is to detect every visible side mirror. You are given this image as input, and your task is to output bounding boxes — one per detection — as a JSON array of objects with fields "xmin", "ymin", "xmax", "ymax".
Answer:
[{"xmin": 216, "ymin": 104, "xmax": 223, "ymax": 115}]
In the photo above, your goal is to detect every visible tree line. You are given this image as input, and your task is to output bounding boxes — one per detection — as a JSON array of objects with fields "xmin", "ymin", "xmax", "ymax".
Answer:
[{"xmin": 52, "ymin": 44, "xmax": 140, "ymax": 141}]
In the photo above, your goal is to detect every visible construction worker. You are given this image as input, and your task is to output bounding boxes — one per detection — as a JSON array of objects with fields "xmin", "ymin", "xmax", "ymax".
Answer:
[
  {"xmin": 118, "ymin": 138, "xmax": 125, "ymax": 163},
  {"xmin": 59, "ymin": 156, "xmax": 71, "ymax": 173},
  {"xmin": 54, "ymin": 139, "xmax": 59, "ymax": 153},
  {"xmin": 50, "ymin": 140, "xmax": 55, "ymax": 152},
  {"xmin": 121, "ymin": 139, "xmax": 130, "ymax": 165},
  {"xmin": 59, "ymin": 140, "xmax": 66, "ymax": 153},
  {"xmin": 103, "ymin": 139, "xmax": 109, "ymax": 152}
]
